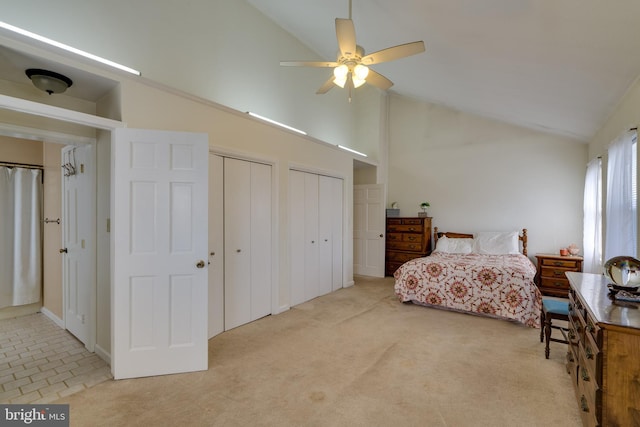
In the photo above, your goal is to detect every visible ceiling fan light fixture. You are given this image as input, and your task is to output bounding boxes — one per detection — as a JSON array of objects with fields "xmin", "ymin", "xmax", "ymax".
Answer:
[
  {"xmin": 354, "ymin": 64, "xmax": 369, "ymax": 80},
  {"xmin": 333, "ymin": 64, "xmax": 349, "ymax": 87},
  {"xmin": 25, "ymin": 68, "xmax": 73, "ymax": 95}
]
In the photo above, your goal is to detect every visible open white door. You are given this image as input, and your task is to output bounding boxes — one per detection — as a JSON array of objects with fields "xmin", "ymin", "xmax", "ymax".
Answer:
[
  {"xmin": 61, "ymin": 144, "xmax": 95, "ymax": 350},
  {"xmin": 111, "ymin": 128, "xmax": 208, "ymax": 379},
  {"xmin": 354, "ymin": 184, "xmax": 385, "ymax": 277}
]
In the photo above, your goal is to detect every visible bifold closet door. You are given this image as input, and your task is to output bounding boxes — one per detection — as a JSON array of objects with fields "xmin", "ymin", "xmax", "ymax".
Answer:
[
  {"xmin": 224, "ymin": 158, "xmax": 272, "ymax": 330},
  {"xmin": 290, "ymin": 170, "xmax": 343, "ymax": 306},
  {"xmin": 319, "ymin": 175, "xmax": 343, "ymax": 294}
]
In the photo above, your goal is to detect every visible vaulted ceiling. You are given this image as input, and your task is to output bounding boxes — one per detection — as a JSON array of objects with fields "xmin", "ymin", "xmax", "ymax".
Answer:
[{"xmin": 249, "ymin": 0, "xmax": 640, "ymax": 142}]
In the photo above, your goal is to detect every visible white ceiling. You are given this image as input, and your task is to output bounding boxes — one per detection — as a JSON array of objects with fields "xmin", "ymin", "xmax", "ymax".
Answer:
[{"xmin": 248, "ymin": 0, "xmax": 640, "ymax": 141}]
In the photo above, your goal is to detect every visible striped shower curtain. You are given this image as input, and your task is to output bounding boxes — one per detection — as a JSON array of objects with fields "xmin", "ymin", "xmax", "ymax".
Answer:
[{"xmin": 0, "ymin": 166, "xmax": 43, "ymax": 308}]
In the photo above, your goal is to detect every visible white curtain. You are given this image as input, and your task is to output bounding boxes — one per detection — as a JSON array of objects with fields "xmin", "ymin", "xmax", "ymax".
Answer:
[
  {"xmin": 604, "ymin": 131, "xmax": 637, "ymax": 260},
  {"xmin": 0, "ymin": 166, "xmax": 43, "ymax": 308},
  {"xmin": 583, "ymin": 157, "xmax": 602, "ymax": 273}
]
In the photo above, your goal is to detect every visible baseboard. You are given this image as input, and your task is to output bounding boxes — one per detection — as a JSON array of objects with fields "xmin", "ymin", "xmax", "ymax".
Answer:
[
  {"xmin": 344, "ymin": 280, "xmax": 355, "ymax": 288},
  {"xmin": 94, "ymin": 344, "xmax": 111, "ymax": 366},
  {"xmin": 40, "ymin": 306, "xmax": 64, "ymax": 328},
  {"xmin": 276, "ymin": 304, "xmax": 290, "ymax": 314}
]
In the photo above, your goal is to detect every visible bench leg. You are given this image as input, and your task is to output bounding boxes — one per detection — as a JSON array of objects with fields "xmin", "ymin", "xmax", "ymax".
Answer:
[{"xmin": 544, "ymin": 315, "xmax": 552, "ymax": 359}]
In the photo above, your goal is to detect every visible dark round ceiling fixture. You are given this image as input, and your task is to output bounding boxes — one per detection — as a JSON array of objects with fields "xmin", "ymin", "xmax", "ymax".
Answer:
[{"xmin": 25, "ymin": 68, "xmax": 73, "ymax": 95}]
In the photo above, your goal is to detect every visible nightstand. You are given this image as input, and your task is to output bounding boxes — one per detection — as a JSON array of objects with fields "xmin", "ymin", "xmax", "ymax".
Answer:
[{"xmin": 534, "ymin": 253, "xmax": 583, "ymax": 297}]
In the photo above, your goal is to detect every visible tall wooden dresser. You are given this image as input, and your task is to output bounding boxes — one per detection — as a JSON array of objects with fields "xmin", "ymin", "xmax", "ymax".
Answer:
[
  {"xmin": 565, "ymin": 272, "xmax": 640, "ymax": 427},
  {"xmin": 385, "ymin": 217, "xmax": 432, "ymax": 276}
]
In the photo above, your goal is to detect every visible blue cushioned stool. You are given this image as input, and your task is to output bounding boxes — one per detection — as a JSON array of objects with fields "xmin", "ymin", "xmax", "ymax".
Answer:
[{"xmin": 540, "ymin": 298, "xmax": 569, "ymax": 359}]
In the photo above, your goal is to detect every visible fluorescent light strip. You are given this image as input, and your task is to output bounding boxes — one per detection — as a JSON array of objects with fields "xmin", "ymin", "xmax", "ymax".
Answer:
[
  {"xmin": 247, "ymin": 112, "xmax": 307, "ymax": 135},
  {"xmin": 0, "ymin": 21, "xmax": 141, "ymax": 76},
  {"xmin": 337, "ymin": 145, "xmax": 367, "ymax": 157}
]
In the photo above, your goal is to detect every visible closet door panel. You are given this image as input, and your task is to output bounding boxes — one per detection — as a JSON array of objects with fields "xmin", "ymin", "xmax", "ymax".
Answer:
[
  {"xmin": 331, "ymin": 177, "xmax": 344, "ymax": 291},
  {"xmin": 318, "ymin": 176, "xmax": 334, "ymax": 296},
  {"xmin": 250, "ymin": 162, "xmax": 272, "ymax": 320},
  {"xmin": 224, "ymin": 158, "xmax": 251, "ymax": 330},
  {"xmin": 304, "ymin": 173, "xmax": 319, "ymax": 301},
  {"xmin": 289, "ymin": 170, "xmax": 306, "ymax": 306}
]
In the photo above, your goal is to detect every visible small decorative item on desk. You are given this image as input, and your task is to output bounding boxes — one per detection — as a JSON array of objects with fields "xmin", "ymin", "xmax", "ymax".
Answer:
[
  {"xmin": 418, "ymin": 201, "xmax": 430, "ymax": 218},
  {"xmin": 604, "ymin": 256, "xmax": 640, "ymax": 301},
  {"xmin": 386, "ymin": 202, "xmax": 400, "ymax": 217},
  {"xmin": 559, "ymin": 248, "xmax": 569, "ymax": 256},
  {"xmin": 567, "ymin": 243, "xmax": 580, "ymax": 255}
]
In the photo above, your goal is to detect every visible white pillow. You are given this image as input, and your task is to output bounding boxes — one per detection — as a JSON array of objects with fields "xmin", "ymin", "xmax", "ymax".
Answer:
[
  {"xmin": 434, "ymin": 236, "xmax": 474, "ymax": 254},
  {"xmin": 433, "ymin": 236, "xmax": 449, "ymax": 253},
  {"xmin": 474, "ymin": 231, "xmax": 519, "ymax": 255}
]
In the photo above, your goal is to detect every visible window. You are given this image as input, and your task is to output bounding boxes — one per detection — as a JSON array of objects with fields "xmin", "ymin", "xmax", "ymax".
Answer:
[
  {"xmin": 604, "ymin": 130, "xmax": 637, "ymax": 260},
  {"xmin": 583, "ymin": 157, "xmax": 602, "ymax": 273}
]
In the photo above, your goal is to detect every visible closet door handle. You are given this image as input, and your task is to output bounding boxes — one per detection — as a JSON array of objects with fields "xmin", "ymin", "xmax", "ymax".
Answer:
[{"xmin": 59, "ymin": 248, "xmax": 68, "ymax": 253}]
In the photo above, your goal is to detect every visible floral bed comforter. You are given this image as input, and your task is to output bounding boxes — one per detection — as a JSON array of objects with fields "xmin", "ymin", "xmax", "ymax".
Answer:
[{"xmin": 394, "ymin": 253, "xmax": 541, "ymax": 328}]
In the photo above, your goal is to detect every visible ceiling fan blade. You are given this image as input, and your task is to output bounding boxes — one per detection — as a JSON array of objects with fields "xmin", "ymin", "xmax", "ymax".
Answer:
[
  {"xmin": 361, "ymin": 41, "xmax": 425, "ymax": 65},
  {"xmin": 316, "ymin": 76, "xmax": 336, "ymax": 94},
  {"xmin": 366, "ymin": 69, "xmax": 393, "ymax": 91},
  {"xmin": 280, "ymin": 61, "xmax": 338, "ymax": 68},
  {"xmin": 335, "ymin": 18, "xmax": 357, "ymax": 57}
]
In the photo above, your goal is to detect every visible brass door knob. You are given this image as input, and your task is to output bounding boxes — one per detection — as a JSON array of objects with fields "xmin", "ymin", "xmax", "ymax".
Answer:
[
  {"xmin": 59, "ymin": 248, "xmax": 68, "ymax": 253},
  {"xmin": 196, "ymin": 260, "xmax": 205, "ymax": 268}
]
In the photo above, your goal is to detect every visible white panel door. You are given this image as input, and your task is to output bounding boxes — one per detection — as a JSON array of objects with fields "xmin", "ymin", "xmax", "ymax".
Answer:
[
  {"xmin": 223, "ymin": 158, "xmax": 272, "ymax": 330},
  {"xmin": 289, "ymin": 170, "xmax": 306, "ymax": 306},
  {"xmin": 62, "ymin": 144, "xmax": 95, "ymax": 349},
  {"xmin": 224, "ymin": 158, "xmax": 252, "ymax": 330},
  {"xmin": 208, "ymin": 154, "xmax": 224, "ymax": 338},
  {"xmin": 354, "ymin": 184, "xmax": 385, "ymax": 277},
  {"xmin": 249, "ymin": 161, "xmax": 272, "ymax": 320},
  {"xmin": 112, "ymin": 128, "xmax": 208, "ymax": 380},
  {"xmin": 330, "ymin": 177, "xmax": 344, "ymax": 291},
  {"xmin": 304, "ymin": 173, "xmax": 319, "ymax": 301},
  {"xmin": 318, "ymin": 176, "xmax": 343, "ymax": 296},
  {"xmin": 318, "ymin": 176, "xmax": 333, "ymax": 297}
]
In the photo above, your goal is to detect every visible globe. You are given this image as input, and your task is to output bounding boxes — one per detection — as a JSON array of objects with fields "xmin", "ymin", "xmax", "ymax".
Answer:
[{"xmin": 604, "ymin": 256, "xmax": 640, "ymax": 290}]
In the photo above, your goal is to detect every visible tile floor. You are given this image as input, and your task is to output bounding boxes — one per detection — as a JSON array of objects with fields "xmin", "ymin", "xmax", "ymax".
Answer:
[{"xmin": 0, "ymin": 312, "xmax": 111, "ymax": 404}]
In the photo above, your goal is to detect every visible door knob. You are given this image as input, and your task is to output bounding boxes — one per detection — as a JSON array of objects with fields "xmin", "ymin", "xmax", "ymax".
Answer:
[
  {"xmin": 196, "ymin": 260, "xmax": 206, "ymax": 268},
  {"xmin": 380, "ymin": 234, "xmax": 384, "ymax": 238},
  {"xmin": 59, "ymin": 248, "xmax": 68, "ymax": 253}
]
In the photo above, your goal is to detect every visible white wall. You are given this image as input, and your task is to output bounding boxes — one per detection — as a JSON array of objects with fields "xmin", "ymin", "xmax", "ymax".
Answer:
[
  {"xmin": 0, "ymin": 0, "xmax": 355, "ymax": 148},
  {"xmin": 387, "ymin": 94, "xmax": 587, "ymax": 258}
]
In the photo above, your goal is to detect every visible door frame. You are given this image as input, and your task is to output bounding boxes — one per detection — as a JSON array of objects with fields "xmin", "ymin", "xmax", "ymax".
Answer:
[{"xmin": 1, "ymin": 95, "xmax": 124, "ymax": 362}]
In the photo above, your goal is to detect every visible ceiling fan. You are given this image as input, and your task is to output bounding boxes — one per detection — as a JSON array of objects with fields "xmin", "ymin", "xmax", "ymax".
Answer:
[{"xmin": 280, "ymin": 0, "xmax": 425, "ymax": 100}]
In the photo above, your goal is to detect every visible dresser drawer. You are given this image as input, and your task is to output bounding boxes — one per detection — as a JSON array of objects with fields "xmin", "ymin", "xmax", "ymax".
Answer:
[
  {"xmin": 541, "ymin": 266, "xmax": 572, "ymax": 279},
  {"xmin": 540, "ymin": 277, "xmax": 569, "ymax": 292},
  {"xmin": 541, "ymin": 258, "xmax": 580, "ymax": 269},
  {"xmin": 387, "ymin": 241, "xmax": 424, "ymax": 251},
  {"xmin": 386, "ymin": 224, "xmax": 424, "ymax": 233},
  {"xmin": 386, "ymin": 251, "xmax": 424, "ymax": 263}
]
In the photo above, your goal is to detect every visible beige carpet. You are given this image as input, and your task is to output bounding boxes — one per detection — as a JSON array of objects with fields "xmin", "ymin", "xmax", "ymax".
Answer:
[{"xmin": 58, "ymin": 276, "xmax": 581, "ymax": 426}]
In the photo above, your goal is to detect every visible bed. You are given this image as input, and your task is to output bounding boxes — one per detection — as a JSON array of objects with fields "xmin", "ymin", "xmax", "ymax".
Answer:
[{"xmin": 393, "ymin": 228, "xmax": 542, "ymax": 328}]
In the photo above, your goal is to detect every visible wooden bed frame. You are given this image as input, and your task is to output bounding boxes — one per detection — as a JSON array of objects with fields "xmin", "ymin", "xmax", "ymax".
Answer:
[{"xmin": 433, "ymin": 227, "xmax": 528, "ymax": 256}]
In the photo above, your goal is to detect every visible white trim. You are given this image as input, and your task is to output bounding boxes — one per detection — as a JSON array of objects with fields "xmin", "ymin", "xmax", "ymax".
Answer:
[
  {"xmin": 0, "ymin": 94, "xmax": 126, "ymax": 130},
  {"xmin": 0, "ymin": 122, "xmax": 96, "ymax": 145},
  {"xmin": 40, "ymin": 306, "xmax": 64, "ymax": 329},
  {"xmin": 94, "ymin": 344, "xmax": 111, "ymax": 366}
]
